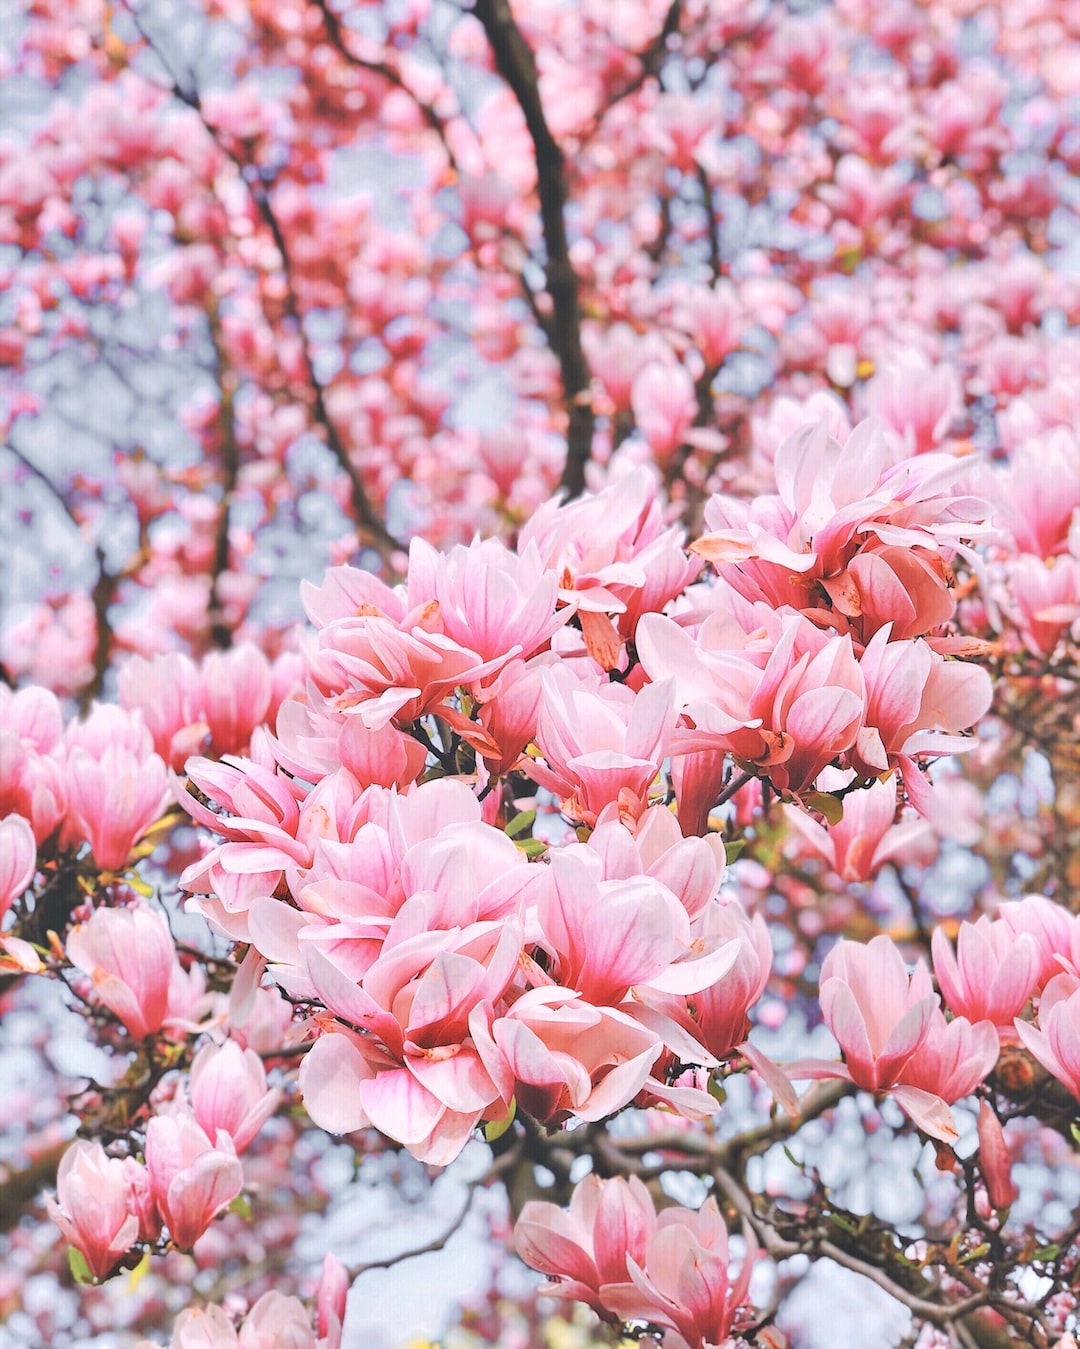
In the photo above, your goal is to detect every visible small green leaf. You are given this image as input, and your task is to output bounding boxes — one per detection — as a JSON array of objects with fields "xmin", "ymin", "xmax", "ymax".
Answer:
[
  {"xmin": 484, "ymin": 1098, "xmax": 517, "ymax": 1143},
  {"xmin": 708, "ymin": 1077, "xmax": 727, "ymax": 1105},
  {"xmin": 827, "ymin": 1212, "xmax": 858, "ymax": 1235},
  {"xmin": 68, "ymin": 1245, "xmax": 94, "ymax": 1284},
  {"xmin": 723, "ymin": 838, "xmax": 746, "ymax": 864},
  {"xmin": 227, "ymin": 1193, "xmax": 252, "ymax": 1220},
  {"xmin": 803, "ymin": 792, "xmax": 844, "ymax": 826},
  {"xmin": 1071, "ymin": 1121, "xmax": 1080, "ymax": 1148},
  {"xmin": 516, "ymin": 838, "xmax": 548, "ymax": 858},
  {"xmin": 504, "ymin": 809, "xmax": 536, "ymax": 839},
  {"xmin": 958, "ymin": 1242, "xmax": 990, "ymax": 1265},
  {"xmin": 1034, "ymin": 1244, "xmax": 1060, "ymax": 1261}
]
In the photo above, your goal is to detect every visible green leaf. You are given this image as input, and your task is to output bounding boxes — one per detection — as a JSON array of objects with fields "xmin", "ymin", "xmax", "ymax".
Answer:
[
  {"xmin": 1034, "ymin": 1244, "xmax": 1060, "ymax": 1261},
  {"xmin": 504, "ymin": 809, "xmax": 536, "ymax": 839},
  {"xmin": 707, "ymin": 1077, "xmax": 727, "ymax": 1105},
  {"xmin": 483, "ymin": 1098, "xmax": 517, "ymax": 1143},
  {"xmin": 1071, "ymin": 1121, "xmax": 1080, "ymax": 1148},
  {"xmin": 958, "ymin": 1242, "xmax": 990, "ymax": 1265},
  {"xmin": 723, "ymin": 838, "xmax": 746, "ymax": 864},
  {"xmin": 515, "ymin": 838, "xmax": 547, "ymax": 858},
  {"xmin": 803, "ymin": 792, "xmax": 844, "ymax": 826},
  {"xmin": 227, "ymin": 1193, "xmax": 252, "ymax": 1220},
  {"xmin": 68, "ymin": 1245, "xmax": 94, "ymax": 1284}
]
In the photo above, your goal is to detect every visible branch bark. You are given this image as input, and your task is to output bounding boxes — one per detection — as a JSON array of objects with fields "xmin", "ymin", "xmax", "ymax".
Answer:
[{"xmin": 471, "ymin": 0, "xmax": 594, "ymax": 499}]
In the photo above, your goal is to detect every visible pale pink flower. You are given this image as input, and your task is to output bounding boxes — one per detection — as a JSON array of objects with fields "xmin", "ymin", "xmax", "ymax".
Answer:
[
  {"xmin": 189, "ymin": 1040, "xmax": 282, "ymax": 1153},
  {"xmin": 527, "ymin": 668, "xmax": 677, "ymax": 824},
  {"xmin": 630, "ymin": 360, "xmax": 696, "ymax": 460},
  {"xmin": 997, "ymin": 894, "xmax": 1077, "ymax": 991},
  {"xmin": 932, "ymin": 916, "xmax": 1040, "ymax": 1036},
  {"xmin": 238, "ymin": 1292, "xmax": 315, "ymax": 1348},
  {"xmin": 895, "ymin": 1008, "xmax": 999, "ymax": 1103},
  {"xmin": 1005, "ymin": 553, "xmax": 1080, "ymax": 659},
  {"xmin": 46, "ymin": 1140, "xmax": 140, "ymax": 1281},
  {"xmin": 167, "ymin": 1305, "xmax": 237, "ymax": 1348},
  {"xmin": 144, "ymin": 1112, "xmax": 244, "ymax": 1251},
  {"xmin": 688, "ymin": 902, "xmax": 773, "ymax": 1060},
  {"xmin": 63, "ymin": 744, "xmax": 170, "ymax": 872},
  {"xmin": 65, "ymin": 904, "xmax": 179, "ymax": 1040},
  {"xmin": 119, "ymin": 652, "xmax": 204, "ymax": 769},
  {"xmin": 489, "ymin": 987, "xmax": 662, "ymax": 1127},
  {"xmin": 864, "ymin": 356, "xmax": 962, "ymax": 454}
]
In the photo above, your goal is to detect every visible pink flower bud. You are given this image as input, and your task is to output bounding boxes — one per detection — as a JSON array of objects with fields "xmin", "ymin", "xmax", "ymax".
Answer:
[
  {"xmin": 977, "ymin": 1100, "xmax": 1018, "ymax": 1210},
  {"xmin": 65, "ymin": 904, "xmax": 180, "ymax": 1040},
  {"xmin": 45, "ymin": 1140, "xmax": 139, "ymax": 1281}
]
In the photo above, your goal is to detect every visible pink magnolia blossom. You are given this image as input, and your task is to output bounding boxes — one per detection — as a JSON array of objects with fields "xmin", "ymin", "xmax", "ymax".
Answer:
[
  {"xmin": 819, "ymin": 935, "xmax": 937, "ymax": 1093},
  {"xmin": 602, "ymin": 1198, "xmax": 759, "ymax": 1349},
  {"xmin": 515, "ymin": 1174, "xmax": 657, "ymax": 1319},
  {"xmin": 144, "ymin": 1112, "xmax": 244, "ymax": 1251},
  {"xmin": 0, "ymin": 813, "xmax": 35, "ymax": 918},
  {"xmin": 63, "ymin": 743, "xmax": 170, "ymax": 872},
  {"xmin": 894, "ymin": 1008, "xmax": 999, "ymax": 1103},
  {"xmin": 65, "ymin": 904, "xmax": 180, "ymax": 1040},
  {"xmin": 526, "ymin": 668, "xmax": 677, "ymax": 825},
  {"xmin": 189, "ymin": 1040, "xmax": 282, "ymax": 1153},
  {"xmin": 784, "ymin": 771, "xmax": 934, "ymax": 882},
  {"xmin": 997, "ymin": 894, "xmax": 1078, "ymax": 991},
  {"xmin": 932, "ymin": 916, "xmax": 1040, "ymax": 1037},
  {"xmin": 46, "ymin": 1140, "xmax": 140, "ymax": 1281},
  {"xmin": 489, "ymin": 986, "xmax": 663, "ymax": 1127},
  {"xmin": 1014, "ymin": 973, "xmax": 1080, "ymax": 1101},
  {"xmin": 630, "ymin": 360, "xmax": 697, "ymax": 460}
]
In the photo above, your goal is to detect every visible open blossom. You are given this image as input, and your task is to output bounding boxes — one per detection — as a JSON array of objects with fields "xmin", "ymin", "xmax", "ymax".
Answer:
[
  {"xmin": 62, "ymin": 741, "xmax": 171, "ymax": 872},
  {"xmin": 46, "ymin": 1140, "xmax": 140, "ymax": 1281},
  {"xmin": 784, "ymin": 771, "xmax": 934, "ymax": 882},
  {"xmin": 65, "ymin": 904, "xmax": 180, "ymax": 1040}
]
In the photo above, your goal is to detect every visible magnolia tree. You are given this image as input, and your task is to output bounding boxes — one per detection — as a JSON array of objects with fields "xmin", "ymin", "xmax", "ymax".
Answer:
[{"xmin": 4, "ymin": 0, "xmax": 1080, "ymax": 1346}]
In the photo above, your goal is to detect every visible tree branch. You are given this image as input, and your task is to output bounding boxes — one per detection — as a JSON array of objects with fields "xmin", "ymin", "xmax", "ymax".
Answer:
[{"xmin": 471, "ymin": 0, "xmax": 594, "ymax": 499}]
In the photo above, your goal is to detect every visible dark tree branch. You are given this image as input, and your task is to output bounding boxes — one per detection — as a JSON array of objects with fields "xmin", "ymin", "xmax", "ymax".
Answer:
[
  {"xmin": 122, "ymin": 2, "xmax": 402, "ymax": 558},
  {"xmin": 207, "ymin": 305, "xmax": 240, "ymax": 649},
  {"xmin": 471, "ymin": 0, "xmax": 594, "ymax": 499}
]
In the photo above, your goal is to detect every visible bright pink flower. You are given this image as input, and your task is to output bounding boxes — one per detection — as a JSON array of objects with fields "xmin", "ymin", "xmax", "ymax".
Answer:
[
  {"xmin": 515, "ymin": 1174, "xmax": 657, "ymax": 1319},
  {"xmin": 819, "ymin": 935, "xmax": 937, "ymax": 1092},
  {"xmin": 189, "ymin": 1040, "xmax": 282, "ymax": 1153},
  {"xmin": 602, "ymin": 1198, "xmax": 758, "ymax": 1349},
  {"xmin": 1005, "ymin": 553, "xmax": 1080, "ymax": 659},
  {"xmin": 407, "ymin": 536, "xmax": 565, "ymax": 669},
  {"xmin": 932, "ymin": 916, "xmax": 1040, "ymax": 1037},
  {"xmin": 852, "ymin": 627, "xmax": 993, "ymax": 788},
  {"xmin": 65, "ymin": 904, "xmax": 179, "ymax": 1040},
  {"xmin": 46, "ymin": 1140, "xmax": 140, "ymax": 1281},
  {"xmin": 316, "ymin": 1252, "xmax": 348, "ymax": 1349},
  {"xmin": 0, "ymin": 813, "xmax": 35, "ymax": 918},
  {"xmin": 688, "ymin": 902, "xmax": 773, "ymax": 1060},
  {"xmin": 144, "ymin": 1112, "xmax": 244, "ymax": 1251}
]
